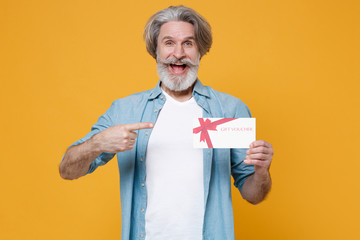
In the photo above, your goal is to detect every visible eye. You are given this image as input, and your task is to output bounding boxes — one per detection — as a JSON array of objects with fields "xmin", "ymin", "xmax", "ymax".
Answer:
[
  {"xmin": 184, "ymin": 41, "xmax": 193, "ymax": 47},
  {"xmin": 165, "ymin": 41, "xmax": 174, "ymax": 46}
]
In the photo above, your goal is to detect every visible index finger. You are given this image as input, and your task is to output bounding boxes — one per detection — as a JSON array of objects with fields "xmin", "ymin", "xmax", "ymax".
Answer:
[{"xmin": 125, "ymin": 122, "xmax": 154, "ymax": 131}]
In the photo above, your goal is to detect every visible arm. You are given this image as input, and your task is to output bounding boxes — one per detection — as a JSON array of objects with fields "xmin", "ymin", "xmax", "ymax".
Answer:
[
  {"xmin": 59, "ymin": 122, "xmax": 154, "ymax": 180},
  {"xmin": 241, "ymin": 140, "xmax": 274, "ymax": 204},
  {"xmin": 59, "ymin": 137, "xmax": 102, "ymax": 180}
]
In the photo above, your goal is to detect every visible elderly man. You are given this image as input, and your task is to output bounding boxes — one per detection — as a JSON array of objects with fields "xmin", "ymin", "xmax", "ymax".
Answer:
[{"xmin": 60, "ymin": 5, "xmax": 273, "ymax": 240}]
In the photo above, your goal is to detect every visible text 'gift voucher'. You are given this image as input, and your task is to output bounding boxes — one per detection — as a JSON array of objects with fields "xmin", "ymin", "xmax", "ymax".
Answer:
[{"xmin": 193, "ymin": 118, "xmax": 256, "ymax": 148}]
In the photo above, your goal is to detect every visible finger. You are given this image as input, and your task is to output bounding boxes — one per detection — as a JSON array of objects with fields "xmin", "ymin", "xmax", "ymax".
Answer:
[
  {"xmin": 128, "ymin": 132, "xmax": 137, "ymax": 139},
  {"xmin": 118, "ymin": 130, "xmax": 137, "ymax": 140},
  {"xmin": 243, "ymin": 159, "xmax": 269, "ymax": 167},
  {"xmin": 246, "ymin": 153, "xmax": 269, "ymax": 160},
  {"xmin": 246, "ymin": 146, "xmax": 271, "ymax": 155},
  {"xmin": 249, "ymin": 140, "xmax": 272, "ymax": 149},
  {"xmin": 125, "ymin": 122, "xmax": 154, "ymax": 131},
  {"xmin": 124, "ymin": 145, "xmax": 135, "ymax": 151}
]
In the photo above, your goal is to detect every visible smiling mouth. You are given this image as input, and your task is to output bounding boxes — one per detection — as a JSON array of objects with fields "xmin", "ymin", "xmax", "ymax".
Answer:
[{"xmin": 169, "ymin": 64, "xmax": 188, "ymax": 75}]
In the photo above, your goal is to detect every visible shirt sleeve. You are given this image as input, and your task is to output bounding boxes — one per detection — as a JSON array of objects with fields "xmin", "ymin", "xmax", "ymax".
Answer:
[
  {"xmin": 231, "ymin": 148, "xmax": 255, "ymax": 196},
  {"xmin": 63, "ymin": 102, "xmax": 117, "ymax": 175},
  {"xmin": 230, "ymin": 101, "xmax": 255, "ymax": 196}
]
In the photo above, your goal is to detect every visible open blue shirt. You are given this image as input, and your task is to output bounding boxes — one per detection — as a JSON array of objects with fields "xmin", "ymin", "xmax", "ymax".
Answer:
[{"xmin": 70, "ymin": 80, "xmax": 255, "ymax": 240}]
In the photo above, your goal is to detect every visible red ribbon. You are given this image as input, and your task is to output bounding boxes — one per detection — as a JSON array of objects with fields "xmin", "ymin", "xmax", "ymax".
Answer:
[{"xmin": 193, "ymin": 118, "xmax": 236, "ymax": 148}]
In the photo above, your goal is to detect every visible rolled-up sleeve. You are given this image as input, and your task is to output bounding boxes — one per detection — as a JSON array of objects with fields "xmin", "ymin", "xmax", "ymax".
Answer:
[{"xmin": 231, "ymin": 148, "xmax": 255, "ymax": 195}]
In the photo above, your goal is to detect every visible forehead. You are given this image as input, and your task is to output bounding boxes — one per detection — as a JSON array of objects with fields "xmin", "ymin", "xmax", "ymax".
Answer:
[{"xmin": 158, "ymin": 21, "xmax": 195, "ymax": 41}]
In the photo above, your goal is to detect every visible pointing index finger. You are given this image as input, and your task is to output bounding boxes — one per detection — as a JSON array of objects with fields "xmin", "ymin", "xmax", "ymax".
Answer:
[{"xmin": 125, "ymin": 122, "xmax": 154, "ymax": 131}]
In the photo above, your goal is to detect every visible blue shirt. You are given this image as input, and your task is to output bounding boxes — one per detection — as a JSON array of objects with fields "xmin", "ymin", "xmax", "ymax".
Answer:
[{"xmin": 70, "ymin": 80, "xmax": 255, "ymax": 240}]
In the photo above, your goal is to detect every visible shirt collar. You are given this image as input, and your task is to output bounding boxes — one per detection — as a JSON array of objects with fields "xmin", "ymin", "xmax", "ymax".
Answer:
[
  {"xmin": 148, "ymin": 79, "xmax": 210, "ymax": 100},
  {"xmin": 192, "ymin": 79, "xmax": 210, "ymax": 98},
  {"xmin": 148, "ymin": 81, "xmax": 163, "ymax": 100}
]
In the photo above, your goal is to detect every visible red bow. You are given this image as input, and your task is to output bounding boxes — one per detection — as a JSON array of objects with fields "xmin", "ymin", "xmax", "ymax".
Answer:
[{"xmin": 193, "ymin": 118, "xmax": 236, "ymax": 148}]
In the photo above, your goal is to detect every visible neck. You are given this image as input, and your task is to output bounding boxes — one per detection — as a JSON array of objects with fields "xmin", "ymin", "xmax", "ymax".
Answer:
[{"xmin": 161, "ymin": 83, "xmax": 194, "ymax": 102}]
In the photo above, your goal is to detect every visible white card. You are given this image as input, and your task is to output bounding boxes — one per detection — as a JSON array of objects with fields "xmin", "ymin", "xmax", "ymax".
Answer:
[{"xmin": 193, "ymin": 118, "xmax": 256, "ymax": 148}]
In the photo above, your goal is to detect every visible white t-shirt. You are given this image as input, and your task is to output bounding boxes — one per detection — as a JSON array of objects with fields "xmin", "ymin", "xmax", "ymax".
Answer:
[{"xmin": 145, "ymin": 91, "xmax": 204, "ymax": 240}]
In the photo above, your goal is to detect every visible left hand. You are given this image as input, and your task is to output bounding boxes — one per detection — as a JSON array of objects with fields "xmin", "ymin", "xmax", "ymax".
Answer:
[{"xmin": 244, "ymin": 140, "xmax": 274, "ymax": 175}]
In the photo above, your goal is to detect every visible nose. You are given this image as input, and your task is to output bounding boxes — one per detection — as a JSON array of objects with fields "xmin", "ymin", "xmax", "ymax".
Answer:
[{"xmin": 173, "ymin": 44, "xmax": 185, "ymax": 59}]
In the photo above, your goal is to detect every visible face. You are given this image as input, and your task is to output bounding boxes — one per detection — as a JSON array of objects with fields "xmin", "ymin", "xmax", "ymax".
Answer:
[{"xmin": 156, "ymin": 21, "xmax": 201, "ymax": 92}]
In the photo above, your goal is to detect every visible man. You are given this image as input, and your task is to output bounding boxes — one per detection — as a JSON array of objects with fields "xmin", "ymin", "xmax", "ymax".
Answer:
[{"xmin": 60, "ymin": 5, "xmax": 273, "ymax": 240}]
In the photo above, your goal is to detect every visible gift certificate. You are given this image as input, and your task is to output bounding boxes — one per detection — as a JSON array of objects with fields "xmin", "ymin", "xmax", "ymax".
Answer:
[{"xmin": 193, "ymin": 118, "xmax": 256, "ymax": 148}]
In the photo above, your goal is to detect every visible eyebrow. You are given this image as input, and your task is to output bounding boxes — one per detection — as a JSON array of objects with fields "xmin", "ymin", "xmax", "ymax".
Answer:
[{"xmin": 161, "ymin": 36, "xmax": 196, "ymax": 41}]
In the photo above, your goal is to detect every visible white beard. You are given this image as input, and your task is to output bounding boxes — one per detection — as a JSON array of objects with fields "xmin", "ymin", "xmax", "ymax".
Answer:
[{"xmin": 156, "ymin": 56, "xmax": 200, "ymax": 92}]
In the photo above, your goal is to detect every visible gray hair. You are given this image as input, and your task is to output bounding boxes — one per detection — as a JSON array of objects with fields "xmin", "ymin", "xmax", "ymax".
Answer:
[{"xmin": 143, "ymin": 5, "xmax": 212, "ymax": 59}]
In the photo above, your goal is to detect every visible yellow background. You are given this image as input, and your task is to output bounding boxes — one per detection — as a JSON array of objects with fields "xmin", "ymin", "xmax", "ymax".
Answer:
[{"xmin": 1, "ymin": 0, "xmax": 359, "ymax": 239}]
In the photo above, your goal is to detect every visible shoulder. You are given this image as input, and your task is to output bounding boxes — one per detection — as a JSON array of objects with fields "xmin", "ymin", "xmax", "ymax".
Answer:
[
  {"xmin": 111, "ymin": 88, "xmax": 152, "ymax": 106},
  {"xmin": 104, "ymin": 88, "xmax": 154, "ymax": 123},
  {"xmin": 209, "ymin": 87, "xmax": 245, "ymax": 105},
  {"xmin": 207, "ymin": 86, "xmax": 252, "ymax": 118}
]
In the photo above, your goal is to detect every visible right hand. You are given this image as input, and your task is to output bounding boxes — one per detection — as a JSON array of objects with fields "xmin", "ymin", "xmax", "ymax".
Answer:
[{"xmin": 92, "ymin": 122, "xmax": 154, "ymax": 153}]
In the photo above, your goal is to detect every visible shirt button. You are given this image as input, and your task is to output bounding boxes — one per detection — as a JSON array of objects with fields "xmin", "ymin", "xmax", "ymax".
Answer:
[
  {"xmin": 140, "ymin": 234, "xmax": 143, "ymax": 238},
  {"xmin": 140, "ymin": 157, "xmax": 143, "ymax": 162},
  {"xmin": 141, "ymin": 208, "xmax": 144, "ymax": 212},
  {"xmin": 160, "ymin": 95, "xmax": 164, "ymax": 99},
  {"xmin": 145, "ymin": 132, "xmax": 149, "ymax": 136},
  {"xmin": 154, "ymin": 109, "xmax": 157, "ymax": 113}
]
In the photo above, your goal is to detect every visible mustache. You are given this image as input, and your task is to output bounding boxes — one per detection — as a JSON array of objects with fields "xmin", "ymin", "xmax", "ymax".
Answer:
[{"xmin": 158, "ymin": 57, "xmax": 199, "ymax": 67}]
